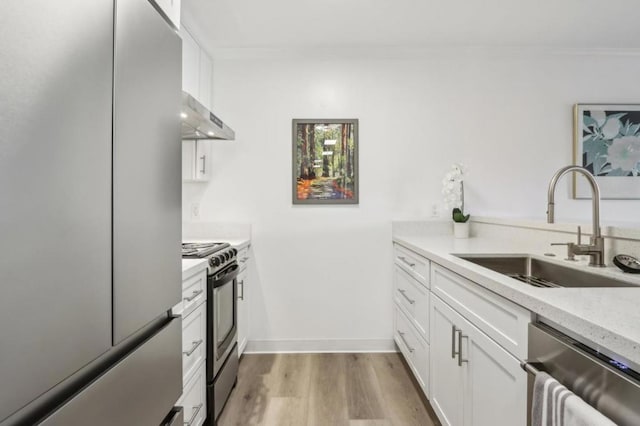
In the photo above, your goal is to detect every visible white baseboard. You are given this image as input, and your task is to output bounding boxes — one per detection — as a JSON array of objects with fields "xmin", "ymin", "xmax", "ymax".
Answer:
[{"xmin": 244, "ymin": 338, "xmax": 397, "ymax": 354}]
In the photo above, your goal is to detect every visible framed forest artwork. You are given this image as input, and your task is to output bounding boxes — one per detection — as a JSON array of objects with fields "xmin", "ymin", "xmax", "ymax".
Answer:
[
  {"xmin": 574, "ymin": 104, "xmax": 640, "ymax": 199},
  {"xmin": 292, "ymin": 119, "xmax": 359, "ymax": 204}
]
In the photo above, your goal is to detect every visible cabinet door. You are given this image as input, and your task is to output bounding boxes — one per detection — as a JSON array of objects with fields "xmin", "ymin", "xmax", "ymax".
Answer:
[
  {"xmin": 182, "ymin": 141, "xmax": 196, "ymax": 181},
  {"xmin": 181, "ymin": 28, "xmax": 200, "ymax": 97},
  {"xmin": 113, "ymin": 0, "xmax": 182, "ymax": 343},
  {"xmin": 462, "ymin": 320, "xmax": 527, "ymax": 426},
  {"xmin": 198, "ymin": 52, "xmax": 213, "ymax": 110},
  {"xmin": 0, "ymin": 1, "xmax": 113, "ymax": 421},
  {"xmin": 430, "ymin": 297, "xmax": 464, "ymax": 426},
  {"xmin": 194, "ymin": 141, "xmax": 212, "ymax": 181},
  {"xmin": 237, "ymin": 269, "xmax": 249, "ymax": 356}
]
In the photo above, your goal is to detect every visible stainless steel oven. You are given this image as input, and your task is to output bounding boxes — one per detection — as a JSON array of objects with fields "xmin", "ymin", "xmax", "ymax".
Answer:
[
  {"xmin": 207, "ymin": 261, "xmax": 239, "ymax": 423},
  {"xmin": 182, "ymin": 242, "xmax": 240, "ymax": 425},
  {"xmin": 208, "ymin": 263, "xmax": 239, "ymax": 377}
]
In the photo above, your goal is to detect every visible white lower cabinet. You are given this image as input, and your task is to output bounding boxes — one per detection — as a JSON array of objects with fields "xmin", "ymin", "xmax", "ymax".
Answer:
[
  {"xmin": 182, "ymin": 302, "xmax": 206, "ymax": 385},
  {"xmin": 236, "ymin": 244, "xmax": 251, "ymax": 357},
  {"xmin": 174, "ymin": 263, "xmax": 208, "ymax": 426},
  {"xmin": 430, "ymin": 296, "xmax": 464, "ymax": 426},
  {"xmin": 178, "ymin": 361, "xmax": 206, "ymax": 426},
  {"xmin": 394, "ymin": 305, "xmax": 430, "ymax": 396},
  {"xmin": 430, "ymin": 295, "xmax": 526, "ymax": 426},
  {"xmin": 237, "ymin": 267, "xmax": 248, "ymax": 356}
]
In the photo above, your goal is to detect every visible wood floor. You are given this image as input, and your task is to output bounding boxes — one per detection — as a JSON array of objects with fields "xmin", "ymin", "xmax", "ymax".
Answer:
[{"xmin": 217, "ymin": 353, "xmax": 441, "ymax": 426}]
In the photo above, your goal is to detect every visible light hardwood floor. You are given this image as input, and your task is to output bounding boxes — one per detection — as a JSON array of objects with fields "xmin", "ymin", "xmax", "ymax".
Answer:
[{"xmin": 217, "ymin": 353, "xmax": 441, "ymax": 426}]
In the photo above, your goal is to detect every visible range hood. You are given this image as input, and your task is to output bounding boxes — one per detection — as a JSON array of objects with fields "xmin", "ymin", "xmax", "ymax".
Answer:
[{"xmin": 181, "ymin": 91, "xmax": 235, "ymax": 140}]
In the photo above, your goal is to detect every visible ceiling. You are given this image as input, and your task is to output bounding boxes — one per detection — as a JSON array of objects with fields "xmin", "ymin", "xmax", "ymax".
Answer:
[{"xmin": 182, "ymin": 0, "xmax": 640, "ymax": 51}]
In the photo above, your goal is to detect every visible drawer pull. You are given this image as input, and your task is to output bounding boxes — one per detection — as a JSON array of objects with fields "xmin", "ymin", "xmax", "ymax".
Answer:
[
  {"xmin": 183, "ymin": 289, "xmax": 203, "ymax": 302},
  {"xmin": 398, "ymin": 289, "xmax": 415, "ymax": 304},
  {"xmin": 238, "ymin": 280, "xmax": 244, "ymax": 300},
  {"xmin": 451, "ymin": 325, "xmax": 459, "ymax": 359},
  {"xmin": 458, "ymin": 331, "xmax": 469, "ymax": 367},
  {"xmin": 398, "ymin": 256, "xmax": 416, "ymax": 268},
  {"xmin": 184, "ymin": 403, "xmax": 203, "ymax": 426},
  {"xmin": 398, "ymin": 331, "xmax": 415, "ymax": 353},
  {"xmin": 183, "ymin": 339, "xmax": 203, "ymax": 356}
]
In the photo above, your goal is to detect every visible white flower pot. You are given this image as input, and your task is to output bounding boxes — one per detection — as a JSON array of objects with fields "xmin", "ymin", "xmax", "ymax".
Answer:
[{"xmin": 453, "ymin": 222, "xmax": 470, "ymax": 239}]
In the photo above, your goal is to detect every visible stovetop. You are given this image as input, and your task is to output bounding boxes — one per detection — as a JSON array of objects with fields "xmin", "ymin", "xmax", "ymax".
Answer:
[
  {"xmin": 182, "ymin": 242, "xmax": 229, "ymax": 258},
  {"xmin": 182, "ymin": 241, "xmax": 237, "ymax": 274}
]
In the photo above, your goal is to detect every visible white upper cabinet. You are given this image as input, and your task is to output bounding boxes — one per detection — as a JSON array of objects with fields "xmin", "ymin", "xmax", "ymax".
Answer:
[
  {"xmin": 180, "ymin": 26, "xmax": 214, "ymax": 111},
  {"xmin": 181, "ymin": 28, "xmax": 199, "ymax": 98},
  {"xmin": 151, "ymin": 0, "xmax": 181, "ymax": 29},
  {"xmin": 198, "ymin": 53, "xmax": 212, "ymax": 111}
]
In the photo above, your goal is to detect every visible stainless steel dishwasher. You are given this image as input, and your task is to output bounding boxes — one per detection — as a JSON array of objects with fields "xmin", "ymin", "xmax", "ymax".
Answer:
[{"xmin": 523, "ymin": 322, "xmax": 640, "ymax": 426}]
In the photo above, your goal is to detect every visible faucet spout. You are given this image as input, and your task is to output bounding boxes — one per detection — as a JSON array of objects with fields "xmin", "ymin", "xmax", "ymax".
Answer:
[
  {"xmin": 546, "ymin": 165, "xmax": 604, "ymax": 266},
  {"xmin": 547, "ymin": 165, "xmax": 601, "ymax": 238}
]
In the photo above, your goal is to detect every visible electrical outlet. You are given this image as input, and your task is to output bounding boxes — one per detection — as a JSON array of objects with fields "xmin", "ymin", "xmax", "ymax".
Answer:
[
  {"xmin": 431, "ymin": 203, "xmax": 439, "ymax": 218},
  {"xmin": 191, "ymin": 202, "xmax": 200, "ymax": 220}
]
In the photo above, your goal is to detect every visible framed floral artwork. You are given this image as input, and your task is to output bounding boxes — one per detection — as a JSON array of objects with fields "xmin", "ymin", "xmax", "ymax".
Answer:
[
  {"xmin": 573, "ymin": 104, "xmax": 640, "ymax": 199},
  {"xmin": 292, "ymin": 119, "xmax": 359, "ymax": 204}
]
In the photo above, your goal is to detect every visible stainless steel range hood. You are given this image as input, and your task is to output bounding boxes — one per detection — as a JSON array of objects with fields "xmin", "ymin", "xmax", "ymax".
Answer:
[{"xmin": 181, "ymin": 92, "xmax": 235, "ymax": 140}]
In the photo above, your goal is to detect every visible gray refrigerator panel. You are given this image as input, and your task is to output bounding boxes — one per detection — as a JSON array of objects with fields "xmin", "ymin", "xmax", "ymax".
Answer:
[
  {"xmin": 0, "ymin": 0, "xmax": 113, "ymax": 421},
  {"xmin": 40, "ymin": 318, "xmax": 182, "ymax": 426},
  {"xmin": 112, "ymin": 0, "xmax": 182, "ymax": 344}
]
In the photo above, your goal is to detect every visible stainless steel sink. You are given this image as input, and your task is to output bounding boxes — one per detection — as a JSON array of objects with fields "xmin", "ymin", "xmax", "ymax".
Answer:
[{"xmin": 455, "ymin": 255, "xmax": 638, "ymax": 288}]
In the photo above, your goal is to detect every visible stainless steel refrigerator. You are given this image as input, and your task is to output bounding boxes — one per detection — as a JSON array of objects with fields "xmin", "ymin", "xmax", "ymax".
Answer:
[{"xmin": 0, "ymin": 1, "xmax": 183, "ymax": 424}]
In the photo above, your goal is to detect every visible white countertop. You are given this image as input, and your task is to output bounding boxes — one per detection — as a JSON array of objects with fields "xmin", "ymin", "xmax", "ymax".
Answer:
[
  {"xmin": 183, "ymin": 238, "xmax": 251, "ymax": 250},
  {"xmin": 393, "ymin": 234, "xmax": 640, "ymax": 369},
  {"xmin": 181, "ymin": 258, "xmax": 208, "ymax": 279}
]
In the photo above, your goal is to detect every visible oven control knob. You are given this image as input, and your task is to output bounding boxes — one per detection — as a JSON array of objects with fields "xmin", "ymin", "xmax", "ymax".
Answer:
[
  {"xmin": 211, "ymin": 257, "xmax": 220, "ymax": 267},
  {"xmin": 218, "ymin": 254, "xmax": 227, "ymax": 264},
  {"xmin": 224, "ymin": 252, "xmax": 231, "ymax": 261}
]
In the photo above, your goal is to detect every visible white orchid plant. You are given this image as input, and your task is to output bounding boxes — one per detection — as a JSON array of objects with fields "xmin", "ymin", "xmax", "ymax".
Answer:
[{"xmin": 442, "ymin": 163, "xmax": 470, "ymax": 223}]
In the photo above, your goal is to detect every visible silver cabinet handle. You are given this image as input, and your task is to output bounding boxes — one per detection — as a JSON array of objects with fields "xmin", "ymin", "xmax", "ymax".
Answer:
[
  {"xmin": 398, "ymin": 256, "xmax": 416, "ymax": 268},
  {"xmin": 398, "ymin": 289, "xmax": 415, "ymax": 305},
  {"xmin": 184, "ymin": 403, "xmax": 203, "ymax": 426},
  {"xmin": 458, "ymin": 331, "xmax": 469, "ymax": 366},
  {"xmin": 398, "ymin": 331, "xmax": 415, "ymax": 353},
  {"xmin": 452, "ymin": 325, "xmax": 459, "ymax": 359},
  {"xmin": 199, "ymin": 155, "xmax": 206, "ymax": 174},
  {"xmin": 239, "ymin": 257, "xmax": 249, "ymax": 263},
  {"xmin": 238, "ymin": 280, "xmax": 244, "ymax": 301},
  {"xmin": 183, "ymin": 339, "xmax": 203, "ymax": 356},
  {"xmin": 183, "ymin": 289, "xmax": 203, "ymax": 302}
]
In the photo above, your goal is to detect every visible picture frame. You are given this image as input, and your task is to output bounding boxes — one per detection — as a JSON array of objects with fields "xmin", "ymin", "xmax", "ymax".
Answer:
[
  {"xmin": 292, "ymin": 119, "xmax": 359, "ymax": 204},
  {"xmin": 573, "ymin": 104, "xmax": 640, "ymax": 199}
]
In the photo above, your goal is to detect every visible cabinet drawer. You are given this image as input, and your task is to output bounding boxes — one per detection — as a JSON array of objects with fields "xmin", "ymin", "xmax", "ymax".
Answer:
[
  {"xmin": 394, "ymin": 265, "xmax": 430, "ymax": 342},
  {"xmin": 394, "ymin": 305, "xmax": 430, "ymax": 398},
  {"xmin": 182, "ymin": 302, "xmax": 206, "ymax": 385},
  {"xmin": 394, "ymin": 244, "xmax": 429, "ymax": 287},
  {"xmin": 178, "ymin": 361, "xmax": 206, "ymax": 426},
  {"xmin": 431, "ymin": 264, "xmax": 531, "ymax": 359},
  {"xmin": 177, "ymin": 268, "xmax": 207, "ymax": 318}
]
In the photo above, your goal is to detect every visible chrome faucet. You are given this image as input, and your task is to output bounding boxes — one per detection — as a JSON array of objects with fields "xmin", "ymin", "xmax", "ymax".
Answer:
[{"xmin": 547, "ymin": 165, "xmax": 605, "ymax": 267}]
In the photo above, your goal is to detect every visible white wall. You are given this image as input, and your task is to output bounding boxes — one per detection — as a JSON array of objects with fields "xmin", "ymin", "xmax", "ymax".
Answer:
[{"xmin": 183, "ymin": 48, "xmax": 640, "ymax": 350}]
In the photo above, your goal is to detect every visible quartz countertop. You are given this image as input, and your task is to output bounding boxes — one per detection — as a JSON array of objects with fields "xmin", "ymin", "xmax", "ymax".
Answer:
[
  {"xmin": 181, "ymin": 258, "xmax": 208, "ymax": 279},
  {"xmin": 183, "ymin": 238, "xmax": 251, "ymax": 250},
  {"xmin": 393, "ymin": 234, "xmax": 640, "ymax": 369}
]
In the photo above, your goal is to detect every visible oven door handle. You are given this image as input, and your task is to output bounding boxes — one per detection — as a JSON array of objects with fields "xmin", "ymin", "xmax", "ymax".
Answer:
[{"xmin": 211, "ymin": 264, "xmax": 239, "ymax": 288}]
